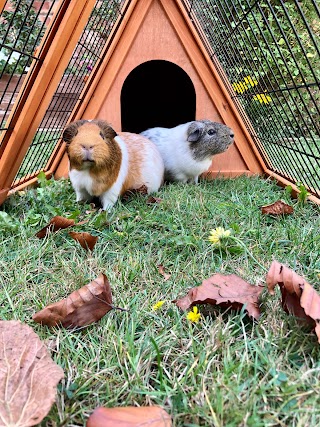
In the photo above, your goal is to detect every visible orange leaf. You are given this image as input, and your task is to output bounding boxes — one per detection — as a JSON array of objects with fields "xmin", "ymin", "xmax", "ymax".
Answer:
[
  {"xmin": 33, "ymin": 273, "xmax": 112, "ymax": 328},
  {"xmin": 87, "ymin": 406, "xmax": 172, "ymax": 427},
  {"xmin": 175, "ymin": 274, "xmax": 263, "ymax": 319},
  {"xmin": 69, "ymin": 231, "xmax": 98, "ymax": 251},
  {"xmin": 266, "ymin": 260, "xmax": 320, "ymax": 342},
  {"xmin": 261, "ymin": 200, "xmax": 293, "ymax": 215},
  {"xmin": 36, "ymin": 215, "xmax": 75, "ymax": 238},
  {"xmin": 0, "ymin": 320, "xmax": 64, "ymax": 426},
  {"xmin": 158, "ymin": 264, "xmax": 171, "ymax": 281}
]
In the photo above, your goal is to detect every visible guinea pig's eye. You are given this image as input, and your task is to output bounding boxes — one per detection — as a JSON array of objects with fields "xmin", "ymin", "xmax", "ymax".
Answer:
[
  {"xmin": 100, "ymin": 131, "xmax": 105, "ymax": 140},
  {"xmin": 208, "ymin": 129, "xmax": 216, "ymax": 135}
]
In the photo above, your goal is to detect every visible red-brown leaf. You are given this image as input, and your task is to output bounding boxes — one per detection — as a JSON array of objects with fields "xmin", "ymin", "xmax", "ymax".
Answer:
[
  {"xmin": 69, "ymin": 231, "xmax": 98, "ymax": 251},
  {"xmin": 158, "ymin": 264, "xmax": 171, "ymax": 281},
  {"xmin": 0, "ymin": 320, "xmax": 64, "ymax": 426},
  {"xmin": 86, "ymin": 406, "xmax": 172, "ymax": 427},
  {"xmin": 261, "ymin": 200, "xmax": 294, "ymax": 215},
  {"xmin": 32, "ymin": 273, "xmax": 112, "ymax": 328},
  {"xmin": 266, "ymin": 260, "xmax": 320, "ymax": 342},
  {"xmin": 36, "ymin": 215, "xmax": 75, "ymax": 238},
  {"xmin": 175, "ymin": 274, "xmax": 263, "ymax": 319}
]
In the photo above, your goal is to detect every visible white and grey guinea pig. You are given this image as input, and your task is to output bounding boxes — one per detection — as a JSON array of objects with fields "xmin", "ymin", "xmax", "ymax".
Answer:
[
  {"xmin": 141, "ymin": 120, "xmax": 234, "ymax": 184},
  {"xmin": 62, "ymin": 120, "xmax": 164, "ymax": 210}
]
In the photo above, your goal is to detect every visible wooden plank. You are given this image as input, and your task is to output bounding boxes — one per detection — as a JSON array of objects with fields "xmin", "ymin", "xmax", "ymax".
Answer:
[
  {"xmin": 8, "ymin": 171, "xmax": 53, "ymax": 195},
  {"xmin": 0, "ymin": 0, "xmax": 96, "ymax": 203},
  {"xmin": 0, "ymin": 0, "xmax": 7, "ymax": 14}
]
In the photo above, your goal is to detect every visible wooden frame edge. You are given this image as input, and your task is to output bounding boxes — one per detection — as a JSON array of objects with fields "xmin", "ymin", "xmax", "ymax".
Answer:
[{"xmin": 265, "ymin": 169, "xmax": 320, "ymax": 205}]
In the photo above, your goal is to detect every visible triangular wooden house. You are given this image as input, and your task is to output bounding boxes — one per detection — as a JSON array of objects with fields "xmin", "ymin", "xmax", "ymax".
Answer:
[{"xmin": 55, "ymin": 0, "xmax": 264, "ymax": 179}]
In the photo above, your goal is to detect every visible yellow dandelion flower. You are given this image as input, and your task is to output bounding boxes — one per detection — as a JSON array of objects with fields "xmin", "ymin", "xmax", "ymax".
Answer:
[
  {"xmin": 208, "ymin": 227, "xmax": 232, "ymax": 246},
  {"xmin": 243, "ymin": 76, "xmax": 258, "ymax": 87},
  {"xmin": 253, "ymin": 93, "xmax": 272, "ymax": 104},
  {"xmin": 152, "ymin": 300, "xmax": 165, "ymax": 311},
  {"xmin": 187, "ymin": 306, "xmax": 201, "ymax": 323}
]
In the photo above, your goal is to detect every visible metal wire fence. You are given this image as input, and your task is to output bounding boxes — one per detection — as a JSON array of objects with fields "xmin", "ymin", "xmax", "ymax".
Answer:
[
  {"xmin": 182, "ymin": 0, "xmax": 320, "ymax": 197},
  {"xmin": 0, "ymin": 0, "xmax": 127, "ymax": 188},
  {"xmin": 0, "ymin": 0, "xmax": 57, "ymax": 137}
]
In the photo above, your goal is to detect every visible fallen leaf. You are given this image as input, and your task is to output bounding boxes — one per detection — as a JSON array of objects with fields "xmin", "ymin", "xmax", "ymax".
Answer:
[
  {"xmin": 69, "ymin": 231, "xmax": 98, "ymax": 251},
  {"xmin": 261, "ymin": 200, "xmax": 294, "ymax": 215},
  {"xmin": 174, "ymin": 274, "xmax": 263, "ymax": 319},
  {"xmin": 36, "ymin": 215, "xmax": 75, "ymax": 238},
  {"xmin": 87, "ymin": 406, "xmax": 172, "ymax": 427},
  {"xmin": 32, "ymin": 273, "xmax": 113, "ymax": 328},
  {"xmin": 135, "ymin": 184, "xmax": 148, "ymax": 194},
  {"xmin": 0, "ymin": 320, "xmax": 64, "ymax": 426},
  {"xmin": 147, "ymin": 196, "xmax": 163, "ymax": 205},
  {"xmin": 266, "ymin": 260, "xmax": 320, "ymax": 342},
  {"xmin": 158, "ymin": 264, "xmax": 171, "ymax": 281},
  {"xmin": 122, "ymin": 185, "xmax": 148, "ymax": 201}
]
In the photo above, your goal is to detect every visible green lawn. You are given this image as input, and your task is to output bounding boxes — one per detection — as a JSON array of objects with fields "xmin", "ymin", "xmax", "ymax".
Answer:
[{"xmin": 1, "ymin": 175, "xmax": 320, "ymax": 426}]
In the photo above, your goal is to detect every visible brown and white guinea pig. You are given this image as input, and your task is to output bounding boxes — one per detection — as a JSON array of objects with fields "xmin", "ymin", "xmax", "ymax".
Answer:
[
  {"xmin": 141, "ymin": 120, "xmax": 234, "ymax": 184},
  {"xmin": 62, "ymin": 120, "xmax": 164, "ymax": 210}
]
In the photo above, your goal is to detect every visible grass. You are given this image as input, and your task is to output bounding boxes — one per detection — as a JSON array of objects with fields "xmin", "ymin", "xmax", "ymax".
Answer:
[{"xmin": 1, "ymin": 175, "xmax": 320, "ymax": 426}]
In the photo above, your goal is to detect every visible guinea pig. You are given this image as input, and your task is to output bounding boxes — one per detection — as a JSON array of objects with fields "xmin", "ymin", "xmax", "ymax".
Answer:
[
  {"xmin": 141, "ymin": 120, "xmax": 234, "ymax": 183},
  {"xmin": 62, "ymin": 120, "xmax": 164, "ymax": 210}
]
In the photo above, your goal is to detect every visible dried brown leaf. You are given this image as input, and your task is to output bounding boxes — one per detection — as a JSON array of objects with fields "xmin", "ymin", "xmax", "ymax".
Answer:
[
  {"xmin": 147, "ymin": 196, "xmax": 163, "ymax": 205},
  {"xmin": 86, "ymin": 406, "xmax": 172, "ymax": 427},
  {"xmin": 175, "ymin": 274, "xmax": 263, "ymax": 319},
  {"xmin": 0, "ymin": 320, "xmax": 64, "ymax": 426},
  {"xmin": 261, "ymin": 200, "xmax": 294, "ymax": 215},
  {"xmin": 122, "ymin": 185, "xmax": 149, "ymax": 201},
  {"xmin": 158, "ymin": 264, "xmax": 171, "ymax": 281},
  {"xmin": 69, "ymin": 231, "xmax": 98, "ymax": 251},
  {"xmin": 32, "ymin": 273, "xmax": 112, "ymax": 328},
  {"xmin": 36, "ymin": 215, "xmax": 75, "ymax": 238},
  {"xmin": 266, "ymin": 260, "xmax": 320, "ymax": 342}
]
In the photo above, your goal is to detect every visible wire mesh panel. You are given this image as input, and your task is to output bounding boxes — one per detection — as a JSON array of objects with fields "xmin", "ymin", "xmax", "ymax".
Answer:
[
  {"xmin": 182, "ymin": 0, "xmax": 320, "ymax": 197},
  {"xmin": 0, "ymin": 0, "xmax": 58, "ymax": 142},
  {"xmin": 2, "ymin": 0, "xmax": 127, "ymax": 188}
]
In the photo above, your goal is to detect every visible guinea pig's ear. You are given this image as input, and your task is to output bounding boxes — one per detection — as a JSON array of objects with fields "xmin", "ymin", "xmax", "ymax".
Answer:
[
  {"xmin": 62, "ymin": 120, "xmax": 86, "ymax": 145},
  {"xmin": 96, "ymin": 120, "xmax": 117, "ymax": 141},
  {"xmin": 187, "ymin": 122, "xmax": 204, "ymax": 142}
]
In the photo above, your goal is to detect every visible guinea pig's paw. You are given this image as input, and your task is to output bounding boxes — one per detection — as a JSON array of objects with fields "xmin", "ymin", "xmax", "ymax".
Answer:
[{"xmin": 100, "ymin": 193, "xmax": 117, "ymax": 211}]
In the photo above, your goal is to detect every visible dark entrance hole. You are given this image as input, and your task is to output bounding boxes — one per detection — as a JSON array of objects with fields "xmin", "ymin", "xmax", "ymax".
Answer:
[{"xmin": 121, "ymin": 60, "xmax": 196, "ymax": 133}]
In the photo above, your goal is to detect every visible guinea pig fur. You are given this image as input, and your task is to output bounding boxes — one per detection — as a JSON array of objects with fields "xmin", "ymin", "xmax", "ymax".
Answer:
[
  {"xmin": 141, "ymin": 120, "xmax": 234, "ymax": 184},
  {"xmin": 62, "ymin": 120, "xmax": 164, "ymax": 210}
]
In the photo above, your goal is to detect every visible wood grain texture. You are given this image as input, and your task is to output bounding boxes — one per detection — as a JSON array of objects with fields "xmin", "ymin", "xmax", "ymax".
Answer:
[{"xmin": 0, "ymin": 0, "xmax": 96, "ymax": 200}]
